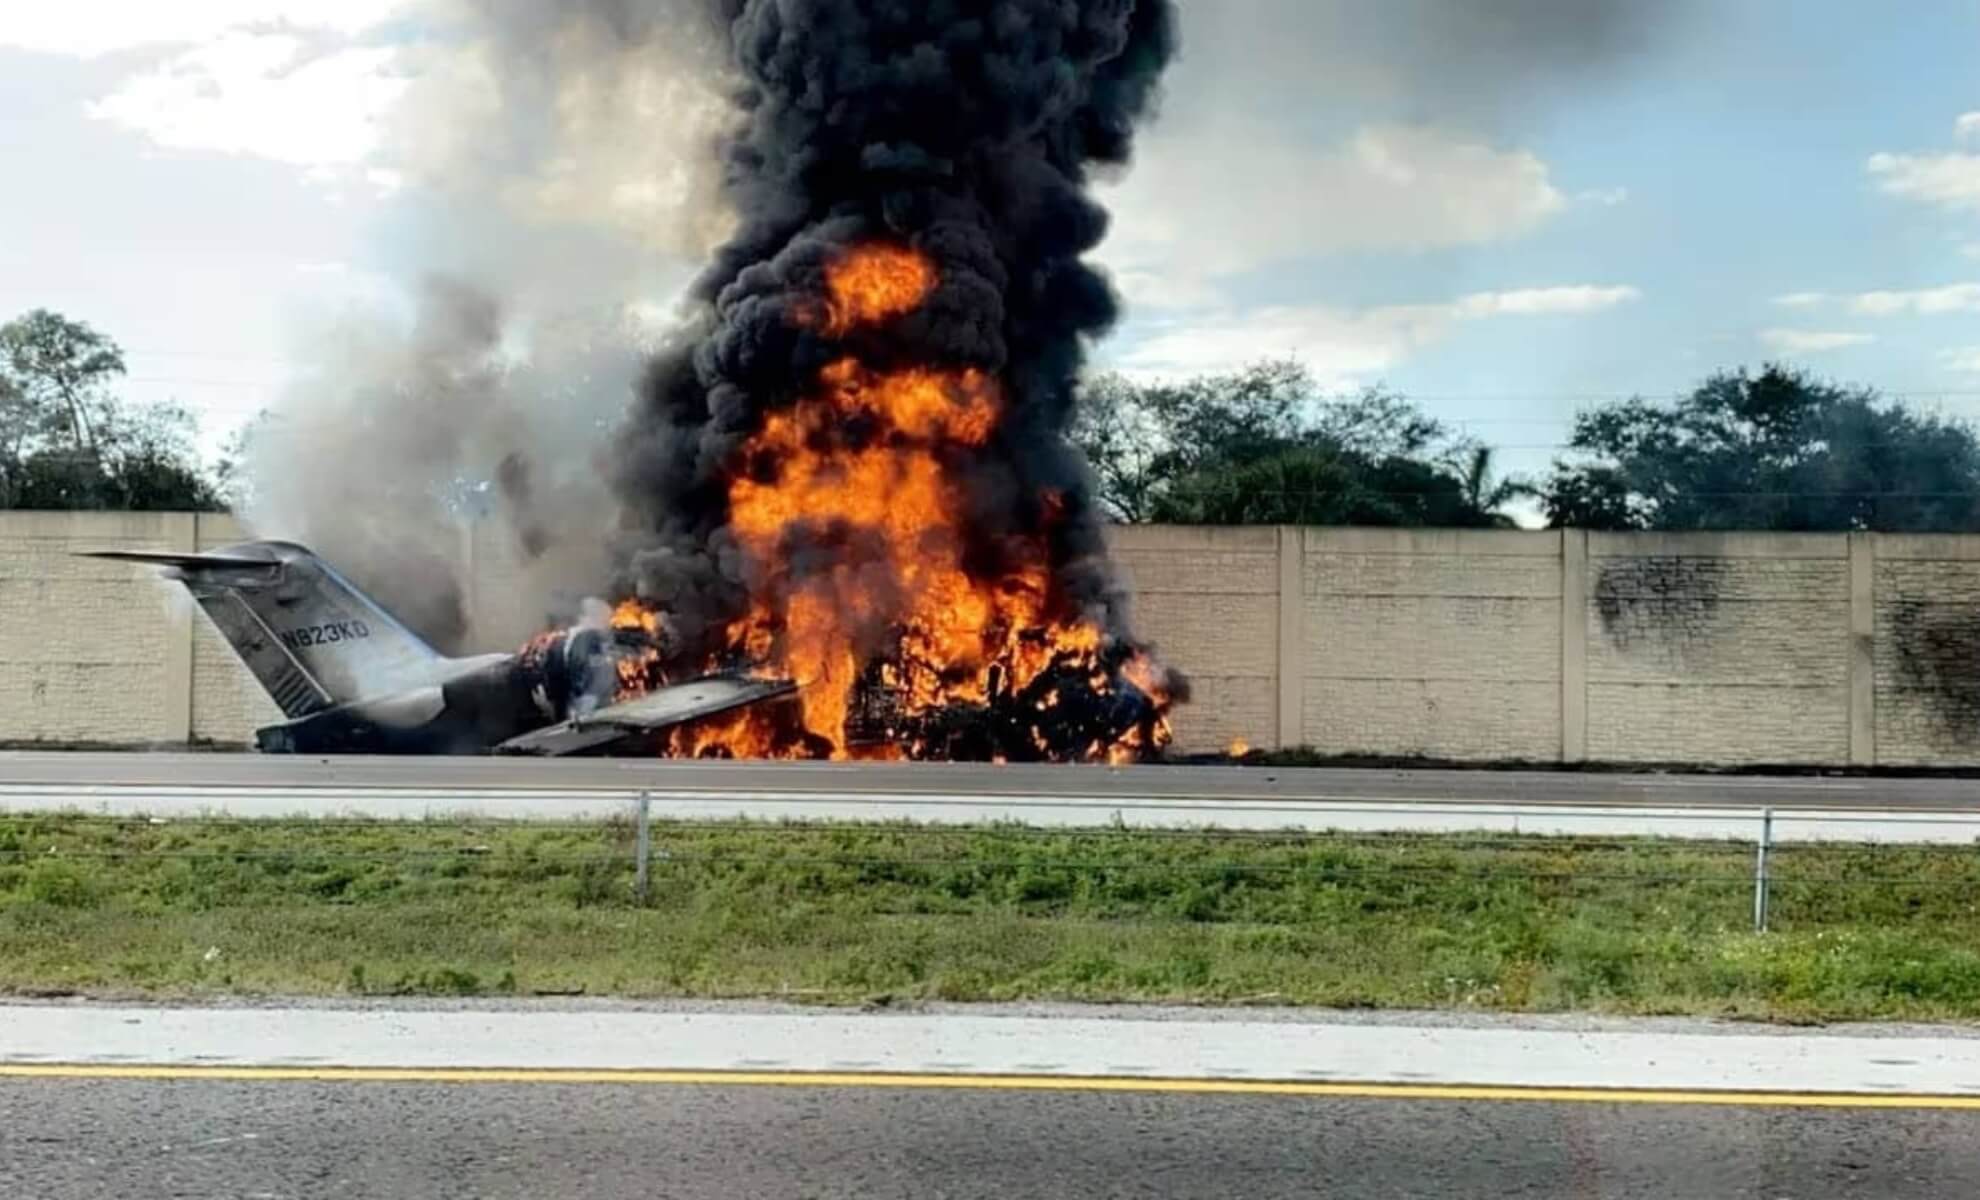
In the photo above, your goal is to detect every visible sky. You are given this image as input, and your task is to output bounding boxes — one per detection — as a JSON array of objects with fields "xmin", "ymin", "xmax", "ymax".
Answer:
[{"xmin": 3, "ymin": 0, "xmax": 1980, "ymax": 488}]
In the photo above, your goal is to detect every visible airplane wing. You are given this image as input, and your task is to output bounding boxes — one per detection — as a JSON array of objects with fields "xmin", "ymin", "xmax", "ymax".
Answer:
[{"xmin": 495, "ymin": 674, "xmax": 798, "ymax": 756}]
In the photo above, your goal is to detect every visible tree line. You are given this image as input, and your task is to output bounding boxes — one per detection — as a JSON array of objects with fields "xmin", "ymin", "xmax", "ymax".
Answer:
[
  {"xmin": 13, "ymin": 306, "xmax": 1980, "ymax": 533},
  {"xmin": 0, "ymin": 310, "xmax": 220, "ymax": 511},
  {"xmin": 1073, "ymin": 359, "xmax": 1980, "ymax": 533}
]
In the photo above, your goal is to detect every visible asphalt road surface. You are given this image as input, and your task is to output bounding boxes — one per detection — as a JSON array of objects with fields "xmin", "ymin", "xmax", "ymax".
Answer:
[
  {"xmin": 5, "ymin": 750, "xmax": 1980, "ymax": 810},
  {"xmin": 9, "ymin": 1002, "xmax": 1980, "ymax": 1197},
  {"xmin": 6, "ymin": 1077, "xmax": 1979, "ymax": 1199}
]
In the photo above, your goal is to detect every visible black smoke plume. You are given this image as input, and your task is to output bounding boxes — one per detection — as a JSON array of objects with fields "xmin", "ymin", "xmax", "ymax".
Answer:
[{"xmin": 611, "ymin": 1, "xmax": 1180, "ymax": 668}]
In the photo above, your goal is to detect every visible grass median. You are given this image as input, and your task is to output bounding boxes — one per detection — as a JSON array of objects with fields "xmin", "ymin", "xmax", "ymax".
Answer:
[{"xmin": 2, "ymin": 813, "xmax": 1979, "ymax": 1021}]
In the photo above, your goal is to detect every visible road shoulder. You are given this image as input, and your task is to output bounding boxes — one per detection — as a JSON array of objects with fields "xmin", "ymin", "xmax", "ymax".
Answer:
[{"xmin": 6, "ymin": 999, "xmax": 1980, "ymax": 1104}]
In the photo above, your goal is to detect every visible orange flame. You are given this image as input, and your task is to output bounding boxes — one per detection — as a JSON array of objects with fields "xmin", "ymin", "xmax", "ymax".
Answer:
[
  {"xmin": 605, "ymin": 598, "xmax": 665, "ymax": 700},
  {"xmin": 665, "ymin": 706, "xmax": 785, "ymax": 759},
  {"xmin": 612, "ymin": 599, "xmax": 661, "ymax": 637},
  {"xmin": 603, "ymin": 242, "xmax": 1172, "ymax": 761},
  {"xmin": 815, "ymin": 243, "xmax": 937, "ymax": 334}
]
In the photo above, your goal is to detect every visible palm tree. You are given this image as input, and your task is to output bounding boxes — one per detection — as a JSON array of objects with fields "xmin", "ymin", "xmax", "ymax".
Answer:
[{"xmin": 1457, "ymin": 445, "xmax": 1524, "ymax": 528}]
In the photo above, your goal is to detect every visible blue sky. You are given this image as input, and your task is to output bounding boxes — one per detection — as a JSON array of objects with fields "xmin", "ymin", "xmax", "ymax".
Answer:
[{"xmin": 3, "ymin": 1, "xmax": 1979, "ymax": 487}]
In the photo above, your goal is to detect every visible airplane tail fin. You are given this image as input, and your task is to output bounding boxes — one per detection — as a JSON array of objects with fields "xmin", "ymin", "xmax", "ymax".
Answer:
[{"xmin": 81, "ymin": 541, "xmax": 444, "ymax": 717}]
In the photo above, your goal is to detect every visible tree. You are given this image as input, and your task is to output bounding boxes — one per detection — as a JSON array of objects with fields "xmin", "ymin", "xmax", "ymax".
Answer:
[
  {"xmin": 0, "ymin": 310, "xmax": 222, "ymax": 511},
  {"xmin": 1317, "ymin": 386, "xmax": 1444, "ymax": 460},
  {"xmin": 211, "ymin": 409, "xmax": 272, "ymax": 513},
  {"xmin": 1151, "ymin": 444, "xmax": 1510, "ymax": 528},
  {"xmin": 1536, "ymin": 366, "xmax": 1980, "ymax": 532},
  {"xmin": 0, "ymin": 310, "xmax": 125, "ymax": 453},
  {"xmin": 0, "ymin": 372, "xmax": 29, "ymax": 507},
  {"xmin": 1070, "ymin": 374, "xmax": 1165, "ymax": 522},
  {"xmin": 1532, "ymin": 462, "xmax": 1637, "ymax": 531},
  {"xmin": 8, "ymin": 403, "xmax": 219, "ymax": 511},
  {"xmin": 1136, "ymin": 358, "xmax": 1313, "ymax": 479},
  {"xmin": 1451, "ymin": 445, "xmax": 1524, "ymax": 529},
  {"xmin": 1071, "ymin": 359, "xmax": 1515, "ymax": 528},
  {"xmin": 100, "ymin": 401, "xmax": 221, "ymax": 511}
]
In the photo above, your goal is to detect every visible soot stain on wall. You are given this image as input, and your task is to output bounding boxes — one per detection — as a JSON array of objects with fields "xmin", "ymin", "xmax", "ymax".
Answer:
[
  {"xmin": 1885, "ymin": 592, "xmax": 1980, "ymax": 745},
  {"xmin": 1593, "ymin": 557, "xmax": 1730, "ymax": 654}
]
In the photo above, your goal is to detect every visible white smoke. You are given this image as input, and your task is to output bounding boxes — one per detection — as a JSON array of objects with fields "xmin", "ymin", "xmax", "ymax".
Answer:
[{"xmin": 236, "ymin": 0, "xmax": 733, "ymax": 652}]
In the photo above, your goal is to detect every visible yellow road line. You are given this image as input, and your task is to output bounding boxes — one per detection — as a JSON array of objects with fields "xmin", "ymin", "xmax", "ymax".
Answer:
[{"xmin": 2, "ymin": 1064, "xmax": 1978, "ymax": 1108}]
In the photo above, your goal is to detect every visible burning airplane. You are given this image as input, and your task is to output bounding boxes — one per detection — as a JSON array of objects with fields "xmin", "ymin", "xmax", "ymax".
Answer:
[{"xmin": 96, "ymin": 2, "xmax": 1186, "ymax": 763}]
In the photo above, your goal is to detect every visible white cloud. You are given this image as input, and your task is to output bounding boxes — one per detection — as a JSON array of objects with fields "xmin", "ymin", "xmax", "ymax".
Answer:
[
  {"xmin": 0, "ymin": 1, "xmax": 406, "ymax": 57},
  {"xmin": 1758, "ymin": 329, "xmax": 1875, "ymax": 354},
  {"xmin": 1962, "ymin": 242, "xmax": 1980, "ymax": 261},
  {"xmin": 1778, "ymin": 285, "xmax": 1980, "ymax": 316},
  {"xmin": 1941, "ymin": 347, "xmax": 1980, "ymax": 373},
  {"xmin": 1100, "ymin": 124, "xmax": 1570, "ymax": 310},
  {"xmin": 1444, "ymin": 285, "xmax": 1642, "ymax": 318},
  {"xmin": 1116, "ymin": 285, "xmax": 1640, "ymax": 382},
  {"xmin": 1868, "ymin": 150, "xmax": 1980, "ymax": 212},
  {"xmin": 89, "ymin": 34, "xmax": 407, "ymax": 168},
  {"xmin": 1848, "ymin": 283, "xmax": 1980, "ymax": 316},
  {"xmin": 1866, "ymin": 112, "xmax": 1980, "ymax": 213}
]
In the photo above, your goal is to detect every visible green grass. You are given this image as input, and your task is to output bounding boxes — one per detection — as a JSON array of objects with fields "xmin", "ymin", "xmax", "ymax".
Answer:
[{"xmin": 2, "ymin": 814, "xmax": 1979, "ymax": 1021}]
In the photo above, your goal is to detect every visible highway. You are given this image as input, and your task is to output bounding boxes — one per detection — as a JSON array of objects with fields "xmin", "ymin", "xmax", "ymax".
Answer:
[
  {"xmin": 5, "ymin": 1002, "xmax": 1980, "ymax": 1198},
  {"xmin": 5, "ymin": 751, "xmax": 1979, "ymax": 809},
  {"xmin": 5, "ymin": 751, "xmax": 1980, "ymax": 841}
]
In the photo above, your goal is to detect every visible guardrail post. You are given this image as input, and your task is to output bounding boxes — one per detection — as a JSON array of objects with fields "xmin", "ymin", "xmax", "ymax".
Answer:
[
  {"xmin": 1752, "ymin": 806, "xmax": 1774, "ymax": 934},
  {"xmin": 633, "ymin": 791, "xmax": 653, "ymax": 904}
]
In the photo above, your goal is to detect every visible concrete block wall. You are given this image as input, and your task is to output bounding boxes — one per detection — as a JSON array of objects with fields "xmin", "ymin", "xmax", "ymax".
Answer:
[
  {"xmin": 11, "ymin": 512, "xmax": 1980, "ymax": 767},
  {"xmin": 1108, "ymin": 526, "xmax": 1281, "ymax": 754},
  {"xmin": 1873, "ymin": 536, "xmax": 1980, "ymax": 765},
  {"xmin": 1582, "ymin": 533, "xmax": 1852, "ymax": 765},
  {"xmin": 1106, "ymin": 525, "xmax": 1980, "ymax": 764},
  {"xmin": 1301, "ymin": 529, "xmax": 1562, "ymax": 762},
  {"xmin": 0, "ymin": 511, "xmax": 197, "ymax": 745}
]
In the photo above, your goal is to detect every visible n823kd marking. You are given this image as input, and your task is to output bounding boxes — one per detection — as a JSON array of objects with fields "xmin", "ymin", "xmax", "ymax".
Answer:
[{"xmin": 279, "ymin": 621, "xmax": 371, "ymax": 651}]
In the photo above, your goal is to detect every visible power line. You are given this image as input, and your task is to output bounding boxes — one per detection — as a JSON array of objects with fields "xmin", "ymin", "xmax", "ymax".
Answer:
[
  {"xmin": 1150, "ymin": 486, "xmax": 1980, "ymax": 500},
  {"xmin": 126, "ymin": 350, "xmax": 291, "ymax": 363},
  {"xmin": 124, "ymin": 377, "xmax": 280, "ymax": 389},
  {"xmin": 116, "ymin": 382, "xmax": 1980, "ymax": 404},
  {"xmin": 97, "ymin": 356, "xmax": 1980, "ymax": 408}
]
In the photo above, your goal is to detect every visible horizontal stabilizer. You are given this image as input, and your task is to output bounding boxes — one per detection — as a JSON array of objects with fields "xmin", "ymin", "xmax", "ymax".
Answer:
[{"xmin": 78, "ymin": 550, "xmax": 281, "ymax": 573}]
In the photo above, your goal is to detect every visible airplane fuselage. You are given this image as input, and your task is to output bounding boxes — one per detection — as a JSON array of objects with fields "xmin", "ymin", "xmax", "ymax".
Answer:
[{"xmin": 248, "ymin": 652, "xmax": 550, "ymax": 754}]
